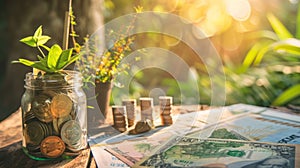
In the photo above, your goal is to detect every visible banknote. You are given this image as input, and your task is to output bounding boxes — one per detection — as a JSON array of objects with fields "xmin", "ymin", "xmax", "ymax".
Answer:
[
  {"xmin": 101, "ymin": 105, "xmax": 257, "ymax": 166},
  {"xmin": 188, "ymin": 111, "xmax": 300, "ymax": 144},
  {"xmin": 134, "ymin": 136, "xmax": 300, "ymax": 168}
]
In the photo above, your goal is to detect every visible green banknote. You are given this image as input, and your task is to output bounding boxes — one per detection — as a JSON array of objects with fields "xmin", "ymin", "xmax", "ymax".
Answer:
[{"xmin": 134, "ymin": 136, "xmax": 300, "ymax": 168}]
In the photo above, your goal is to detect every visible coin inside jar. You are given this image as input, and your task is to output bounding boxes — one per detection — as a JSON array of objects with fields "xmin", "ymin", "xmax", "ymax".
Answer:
[
  {"xmin": 60, "ymin": 120, "xmax": 82, "ymax": 148},
  {"xmin": 25, "ymin": 120, "xmax": 51, "ymax": 146},
  {"xmin": 50, "ymin": 94, "xmax": 73, "ymax": 118},
  {"xmin": 52, "ymin": 115, "xmax": 72, "ymax": 134},
  {"xmin": 31, "ymin": 94, "xmax": 53, "ymax": 123},
  {"xmin": 40, "ymin": 136, "xmax": 65, "ymax": 158}
]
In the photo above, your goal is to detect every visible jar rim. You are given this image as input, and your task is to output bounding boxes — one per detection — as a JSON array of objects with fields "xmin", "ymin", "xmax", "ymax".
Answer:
[{"xmin": 24, "ymin": 70, "xmax": 83, "ymax": 89}]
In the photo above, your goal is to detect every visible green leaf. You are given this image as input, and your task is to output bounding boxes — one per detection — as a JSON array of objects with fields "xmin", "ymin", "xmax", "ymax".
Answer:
[
  {"xmin": 267, "ymin": 13, "xmax": 293, "ymax": 40},
  {"xmin": 60, "ymin": 54, "xmax": 79, "ymax": 70},
  {"xmin": 243, "ymin": 43, "xmax": 262, "ymax": 69},
  {"xmin": 12, "ymin": 59, "xmax": 55, "ymax": 73},
  {"xmin": 56, "ymin": 48, "xmax": 73, "ymax": 69},
  {"xmin": 47, "ymin": 44, "xmax": 62, "ymax": 69},
  {"xmin": 20, "ymin": 36, "xmax": 37, "ymax": 47},
  {"xmin": 253, "ymin": 45, "xmax": 270, "ymax": 66},
  {"xmin": 243, "ymin": 41, "xmax": 271, "ymax": 67},
  {"xmin": 34, "ymin": 26, "xmax": 43, "ymax": 38},
  {"xmin": 270, "ymin": 39, "xmax": 300, "ymax": 55},
  {"xmin": 272, "ymin": 84, "xmax": 300, "ymax": 106},
  {"xmin": 31, "ymin": 62, "xmax": 55, "ymax": 73},
  {"xmin": 36, "ymin": 35, "xmax": 51, "ymax": 46},
  {"xmin": 41, "ymin": 44, "xmax": 50, "ymax": 51},
  {"xmin": 37, "ymin": 55, "xmax": 47, "ymax": 66},
  {"xmin": 11, "ymin": 58, "xmax": 34, "ymax": 66}
]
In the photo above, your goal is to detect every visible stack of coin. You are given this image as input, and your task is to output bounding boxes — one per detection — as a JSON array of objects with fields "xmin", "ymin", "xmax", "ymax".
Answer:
[
  {"xmin": 159, "ymin": 96, "xmax": 173, "ymax": 125},
  {"xmin": 122, "ymin": 99, "xmax": 136, "ymax": 127},
  {"xmin": 139, "ymin": 97, "xmax": 154, "ymax": 123},
  {"xmin": 112, "ymin": 106, "xmax": 127, "ymax": 132},
  {"xmin": 24, "ymin": 110, "xmax": 36, "ymax": 124},
  {"xmin": 25, "ymin": 120, "xmax": 52, "ymax": 146}
]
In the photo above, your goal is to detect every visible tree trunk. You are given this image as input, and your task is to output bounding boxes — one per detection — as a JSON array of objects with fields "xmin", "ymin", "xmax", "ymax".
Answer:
[{"xmin": 0, "ymin": 0, "xmax": 104, "ymax": 121}]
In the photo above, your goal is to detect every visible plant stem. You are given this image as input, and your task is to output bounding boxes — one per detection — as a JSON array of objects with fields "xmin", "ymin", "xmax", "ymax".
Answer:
[
  {"xmin": 70, "ymin": 9, "xmax": 77, "ymax": 49},
  {"xmin": 37, "ymin": 45, "xmax": 46, "ymax": 58},
  {"xmin": 63, "ymin": 0, "xmax": 72, "ymax": 50}
]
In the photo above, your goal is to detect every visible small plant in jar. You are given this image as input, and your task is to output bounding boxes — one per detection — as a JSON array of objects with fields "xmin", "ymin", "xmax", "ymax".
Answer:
[{"xmin": 13, "ymin": 17, "xmax": 87, "ymax": 160}]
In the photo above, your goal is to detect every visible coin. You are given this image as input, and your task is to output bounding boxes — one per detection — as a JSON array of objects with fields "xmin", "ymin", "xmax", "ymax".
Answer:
[
  {"xmin": 113, "ymin": 115, "xmax": 126, "ymax": 120},
  {"xmin": 159, "ymin": 96, "xmax": 173, "ymax": 105},
  {"xmin": 122, "ymin": 99, "xmax": 136, "ymax": 118},
  {"xmin": 113, "ymin": 123, "xmax": 126, "ymax": 127},
  {"xmin": 24, "ymin": 110, "xmax": 36, "ymax": 124},
  {"xmin": 114, "ymin": 119, "xmax": 126, "ymax": 123},
  {"xmin": 40, "ymin": 136, "xmax": 65, "ymax": 158},
  {"xmin": 140, "ymin": 107, "xmax": 153, "ymax": 113},
  {"xmin": 161, "ymin": 115, "xmax": 172, "ymax": 120},
  {"xmin": 129, "ymin": 129, "xmax": 137, "ymax": 135},
  {"xmin": 161, "ymin": 115, "xmax": 173, "ymax": 125},
  {"xmin": 141, "ymin": 107, "xmax": 153, "ymax": 113},
  {"xmin": 127, "ymin": 119, "xmax": 135, "ymax": 127},
  {"xmin": 25, "ymin": 121, "xmax": 48, "ymax": 145},
  {"xmin": 66, "ymin": 141, "xmax": 84, "ymax": 152},
  {"xmin": 112, "ymin": 106, "xmax": 126, "ymax": 115},
  {"xmin": 160, "ymin": 106, "xmax": 172, "ymax": 110},
  {"xmin": 134, "ymin": 120, "xmax": 151, "ymax": 133},
  {"xmin": 60, "ymin": 120, "xmax": 82, "ymax": 148},
  {"xmin": 139, "ymin": 97, "xmax": 153, "ymax": 104},
  {"xmin": 160, "ymin": 110, "xmax": 172, "ymax": 115},
  {"xmin": 58, "ymin": 115, "xmax": 72, "ymax": 129},
  {"xmin": 41, "ymin": 122, "xmax": 53, "ymax": 137},
  {"xmin": 31, "ymin": 94, "xmax": 53, "ymax": 123},
  {"xmin": 162, "ymin": 121, "xmax": 173, "ymax": 125},
  {"xmin": 51, "ymin": 94, "xmax": 73, "ymax": 118},
  {"xmin": 52, "ymin": 115, "xmax": 72, "ymax": 134}
]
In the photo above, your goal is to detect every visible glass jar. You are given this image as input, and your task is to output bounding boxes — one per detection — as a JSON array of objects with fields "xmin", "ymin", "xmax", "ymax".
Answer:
[{"xmin": 21, "ymin": 70, "xmax": 87, "ymax": 160}]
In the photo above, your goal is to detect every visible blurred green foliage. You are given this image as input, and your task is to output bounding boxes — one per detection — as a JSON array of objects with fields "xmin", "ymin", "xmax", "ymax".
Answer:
[
  {"xmin": 237, "ymin": 4, "xmax": 300, "ymax": 106},
  {"xmin": 108, "ymin": 0, "xmax": 300, "ymax": 107}
]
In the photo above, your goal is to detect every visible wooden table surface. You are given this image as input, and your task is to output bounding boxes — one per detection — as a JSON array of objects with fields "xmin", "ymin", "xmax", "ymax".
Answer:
[{"xmin": 1, "ymin": 105, "xmax": 297, "ymax": 168}]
